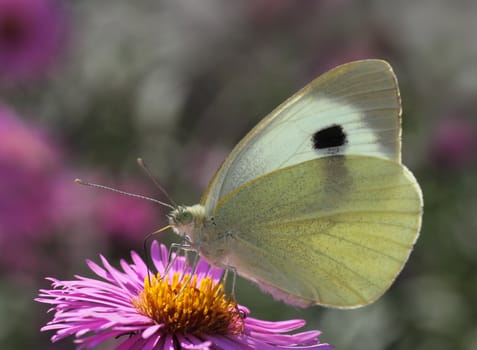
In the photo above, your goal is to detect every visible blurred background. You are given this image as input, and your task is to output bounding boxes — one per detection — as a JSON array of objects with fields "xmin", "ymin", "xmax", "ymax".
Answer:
[{"xmin": 1, "ymin": 0, "xmax": 476, "ymax": 349}]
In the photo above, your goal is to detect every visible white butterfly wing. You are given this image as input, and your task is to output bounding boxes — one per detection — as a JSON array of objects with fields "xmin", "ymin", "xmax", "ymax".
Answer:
[{"xmin": 202, "ymin": 60, "xmax": 401, "ymax": 211}]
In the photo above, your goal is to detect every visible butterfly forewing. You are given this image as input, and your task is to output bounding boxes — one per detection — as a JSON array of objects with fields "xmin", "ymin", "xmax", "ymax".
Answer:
[{"xmin": 201, "ymin": 60, "xmax": 401, "ymax": 212}]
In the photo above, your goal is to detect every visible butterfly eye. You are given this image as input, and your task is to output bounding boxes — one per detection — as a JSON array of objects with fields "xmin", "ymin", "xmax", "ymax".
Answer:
[{"xmin": 178, "ymin": 210, "xmax": 193, "ymax": 225}]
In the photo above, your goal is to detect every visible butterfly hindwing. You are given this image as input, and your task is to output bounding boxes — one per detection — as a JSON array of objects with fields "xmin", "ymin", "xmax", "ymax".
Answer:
[{"xmin": 210, "ymin": 156, "xmax": 422, "ymax": 308}]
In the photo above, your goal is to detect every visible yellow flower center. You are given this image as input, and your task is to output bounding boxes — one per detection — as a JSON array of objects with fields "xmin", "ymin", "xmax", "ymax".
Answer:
[{"xmin": 133, "ymin": 272, "xmax": 243, "ymax": 336}]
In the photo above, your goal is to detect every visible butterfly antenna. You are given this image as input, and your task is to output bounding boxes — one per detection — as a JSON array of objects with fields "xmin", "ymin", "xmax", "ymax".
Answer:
[
  {"xmin": 74, "ymin": 178, "xmax": 175, "ymax": 210},
  {"xmin": 137, "ymin": 158, "xmax": 177, "ymax": 207}
]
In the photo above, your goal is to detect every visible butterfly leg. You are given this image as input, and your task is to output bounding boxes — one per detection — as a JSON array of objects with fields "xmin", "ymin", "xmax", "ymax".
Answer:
[
  {"xmin": 217, "ymin": 263, "xmax": 246, "ymax": 330},
  {"xmin": 161, "ymin": 239, "xmax": 202, "ymax": 299},
  {"xmin": 217, "ymin": 263, "xmax": 238, "ymax": 300},
  {"xmin": 164, "ymin": 238, "xmax": 199, "ymax": 279},
  {"xmin": 141, "ymin": 227, "xmax": 195, "ymax": 284},
  {"xmin": 171, "ymin": 252, "xmax": 201, "ymax": 300}
]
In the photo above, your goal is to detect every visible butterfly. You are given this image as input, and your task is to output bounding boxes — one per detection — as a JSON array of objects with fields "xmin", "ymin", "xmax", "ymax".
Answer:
[{"xmin": 168, "ymin": 59, "xmax": 423, "ymax": 308}]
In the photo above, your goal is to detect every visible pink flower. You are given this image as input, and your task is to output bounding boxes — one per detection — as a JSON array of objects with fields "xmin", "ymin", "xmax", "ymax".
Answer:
[
  {"xmin": 0, "ymin": 104, "xmax": 64, "ymax": 273},
  {"xmin": 94, "ymin": 180, "xmax": 160, "ymax": 244},
  {"xmin": 0, "ymin": 0, "xmax": 67, "ymax": 84},
  {"xmin": 37, "ymin": 241, "xmax": 333, "ymax": 350},
  {"xmin": 431, "ymin": 118, "xmax": 477, "ymax": 169},
  {"xmin": 0, "ymin": 104, "xmax": 61, "ymax": 237}
]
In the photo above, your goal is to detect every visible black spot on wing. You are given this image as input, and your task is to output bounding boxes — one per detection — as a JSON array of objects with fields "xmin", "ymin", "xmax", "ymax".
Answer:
[{"xmin": 312, "ymin": 125, "xmax": 347, "ymax": 150}]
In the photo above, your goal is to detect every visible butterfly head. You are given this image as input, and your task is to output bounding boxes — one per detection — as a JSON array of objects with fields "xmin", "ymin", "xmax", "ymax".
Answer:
[{"xmin": 168, "ymin": 204, "xmax": 206, "ymax": 241}]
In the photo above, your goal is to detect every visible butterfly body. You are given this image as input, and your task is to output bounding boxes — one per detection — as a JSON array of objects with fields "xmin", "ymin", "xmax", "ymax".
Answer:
[{"xmin": 168, "ymin": 59, "xmax": 423, "ymax": 308}]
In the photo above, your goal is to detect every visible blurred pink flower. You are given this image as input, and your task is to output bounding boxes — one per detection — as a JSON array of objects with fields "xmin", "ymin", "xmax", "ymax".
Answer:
[
  {"xmin": 431, "ymin": 118, "xmax": 477, "ymax": 169},
  {"xmin": 0, "ymin": 104, "xmax": 62, "ymax": 236},
  {"xmin": 94, "ymin": 180, "xmax": 160, "ymax": 244},
  {"xmin": 0, "ymin": 0, "xmax": 67, "ymax": 84},
  {"xmin": 0, "ymin": 104, "xmax": 64, "ymax": 273},
  {"xmin": 0, "ymin": 105, "xmax": 159, "ymax": 275}
]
